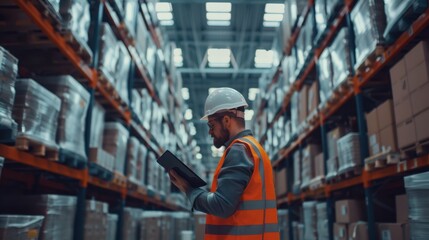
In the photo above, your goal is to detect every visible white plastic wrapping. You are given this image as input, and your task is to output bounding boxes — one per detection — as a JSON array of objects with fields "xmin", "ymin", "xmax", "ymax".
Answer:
[
  {"xmin": 315, "ymin": 0, "xmax": 328, "ymax": 40},
  {"xmin": 290, "ymin": 92, "xmax": 299, "ymax": 134},
  {"xmin": 84, "ymin": 200, "xmax": 108, "ymax": 240},
  {"xmin": 316, "ymin": 202, "xmax": 328, "ymax": 239},
  {"xmin": 0, "ymin": 215, "xmax": 44, "ymax": 240},
  {"xmin": 136, "ymin": 143, "xmax": 147, "ymax": 186},
  {"xmin": 404, "ymin": 171, "xmax": 429, "ymax": 238},
  {"xmin": 329, "ymin": 28, "xmax": 352, "ymax": 89},
  {"xmin": 107, "ymin": 214, "xmax": 118, "ymax": 240},
  {"xmin": 337, "ymin": 133, "xmax": 361, "ymax": 174},
  {"xmin": 58, "ymin": 0, "xmax": 91, "ymax": 43},
  {"xmin": 37, "ymin": 75, "xmax": 90, "ymax": 160},
  {"xmin": 115, "ymin": 43, "xmax": 131, "ymax": 105},
  {"xmin": 0, "ymin": 195, "xmax": 77, "ymax": 240},
  {"xmin": 126, "ymin": 137, "xmax": 139, "ymax": 182},
  {"xmin": 90, "ymin": 102, "xmax": 105, "ymax": 148},
  {"xmin": 303, "ymin": 201, "xmax": 318, "ymax": 240},
  {"xmin": 318, "ymin": 48, "xmax": 333, "ymax": 105},
  {"xmin": 103, "ymin": 122, "xmax": 129, "ymax": 174},
  {"xmin": 135, "ymin": 14, "xmax": 149, "ymax": 64},
  {"xmin": 98, "ymin": 23, "xmax": 119, "ymax": 85},
  {"xmin": 0, "ymin": 47, "xmax": 18, "ymax": 122},
  {"xmin": 123, "ymin": 0, "xmax": 138, "ymax": 37},
  {"xmin": 296, "ymin": 9, "xmax": 315, "ymax": 73},
  {"xmin": 351, "ymin": 0, "xmax": 386, "ymax": 69},
  {"xmin": 293, "ymin": 150, "xmax": 301, "ymax": 193},
  {"xmin": 13, "ymin": 79, "xmax": 61, "ymax": 149},
  {"xmin": 122, "ymin": 207, "xmax": 142, "ymax": 240}
]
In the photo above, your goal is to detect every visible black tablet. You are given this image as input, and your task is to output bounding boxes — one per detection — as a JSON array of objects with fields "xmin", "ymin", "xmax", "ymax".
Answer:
[{"xmin": 157, "ymin": 150, "xmax": 207, "ymax": 188}]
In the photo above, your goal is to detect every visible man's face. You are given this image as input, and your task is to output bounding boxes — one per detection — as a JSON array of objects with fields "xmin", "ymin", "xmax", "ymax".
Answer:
[{"xmin": 207, "ymin": 116, "xmax": 230, "ymax": 148}]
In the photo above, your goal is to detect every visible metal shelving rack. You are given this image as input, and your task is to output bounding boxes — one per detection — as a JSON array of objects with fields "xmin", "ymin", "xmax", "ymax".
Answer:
[
  {"xmin": 255, "ymin": 1, "xmax": 429, "ymax": 240},
  {"xmin": 0, "ymin": 0, "xmax": 190, "ymax": 240}
]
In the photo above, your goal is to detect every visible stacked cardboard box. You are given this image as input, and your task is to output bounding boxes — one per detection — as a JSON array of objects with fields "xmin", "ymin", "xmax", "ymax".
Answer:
[
  {"xmin": 366, "ymin": 99, "xmax": 398, "ymax": 156},
  {"xmin": 298, "ymin": 85, "xmax": 309, "ymax": 125},
  {"xmin": 334, "ymin": 199, "xmax": 366, "ymax": 240},
  {"xmin": 275, "ymin": 168, "xmax": 288, "ymax": 197},
  {"xmin": 303, "ymin": 201, "xmax": 317, "ymax": 240},
  {"xmin": 140, "ymin": 211, "xmax": 163, "ymax": 239},
  {"xmin": 103, "ymin": 122, "xmax": 129, "ymax": 174},
  {"xmin": 292, "ymin": 151, "xmax": 301, "ymax": 193},
  {"xmin": 390, "ymin": 40, "xmax": 429, "ymax": 149},
  {"xmin": 278, "ymin": 210, "xmax": 289, "ymax": 240},
  {"xmin": 107, "ymin": 214, "xmax": 118, "ymax": 240},
  {"xmin": 337, "ymin": 133, "xmax": 361, "ymax": 174},
  {"xmin": 122, "ymin": 207, "xmax": 142, "ymax": 240},
  {"xmin": 172, "ymin": 212, "xmax": 192, "ymax": 240},
  {"xmin": 301, "ymin": 144, "xmax": 321, "ymax": 189},
  {"xmin": 326, "ymin": 127, "xmax": 346, "ymax": 180},
  {"xmin": 84, "ymin": 200, "xmax": 108, "ymax": 240},
  {"xmin": 0, "ymin": 215, "xmax": 44, "ymax": 240},
  {"xmin": 316, "ymin": 202, "xmax": 328, "ymax": 240},
  {"xmin": 307, "ymin": 81, "xmax": 319, "ymax": 117}
]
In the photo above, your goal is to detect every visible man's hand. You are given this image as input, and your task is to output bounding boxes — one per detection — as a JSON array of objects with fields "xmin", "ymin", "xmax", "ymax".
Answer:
[{"xmin": 168, "ymin": 169, "xmax": 192, "ymax": 193}]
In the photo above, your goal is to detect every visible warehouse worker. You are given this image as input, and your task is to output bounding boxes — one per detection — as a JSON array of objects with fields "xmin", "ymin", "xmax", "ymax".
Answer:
[{"xmin": 169, "ymin": 87, "xmax": 279, "ymax": 240}]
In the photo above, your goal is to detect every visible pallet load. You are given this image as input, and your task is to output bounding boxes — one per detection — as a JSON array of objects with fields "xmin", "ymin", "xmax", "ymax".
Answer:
[
  {"xmin": 37, "ymin": 75, "xmax": 90, "ymax": 168},
  {"xmin": 140, "ymin": 211, "xmax": 163, "ymax": 240},
  {"xmin": 316, "ymin": 202, "xmax": 328, "ymax": 240},
  {"xmin": 318, "ymin": 47, "xmax": 334, "ymax": 106},
  {"xmin": 330, "ymin": 27, "xmax": 352, "ymax": 91},
  {"xmin": 303, "ymin": 201, "xmax": 318, "ymax": 240},
  {"xmin": 136, "ymin": 144, "xmax": 147, "ymax": 187},
  {"xmin": 89, "ymin": 102, "xmax": 115, "ymax": 180},
  {"xmin": 103, "ymin": 122, "xmax": 129, "ymax": 175},
  {"xmin": 404, "ymin": 171, "xmax": 429, "ymax": 239},
  {"xmin": 0, "ymin": 215, "xmax": 44, "ymax": 240},
  {"xmin": 0, "ymin": 46, "xmax": 18, "ymax": 143},
  {"xmin": 107, "ymin": 214, "xmax": 118, "ymax": 240},
  {"xmin": 326, "ymin": 127, "xmax": 346, "ymax": 181},
  {"xmin": 122, "ymin": 207, "xmax": 142, "ymax": 240},
  {"xmin": 84, "ymin": 200, "xmax": 108, "ymax": 240},
  {"xmin": 12, "ymin": 79, "xmax": 61, "ymax": 159},
  {"xmin": 337, "ymin": 133, "xmax": 361, "ymax": 176},
  {"xmin": 0, "ymin": 195, "xmax": 77, "ymax": 240},
  {"xmin": 0, "ymin": 157, "xmax": 3, "ymax": 179},
  {"xmin": 351, "ymin": 0, "xmax": 386, "ymax": 72},
  {"xmin": 334, "ymin": 199, "xmax": 366, "ymax": 240}
]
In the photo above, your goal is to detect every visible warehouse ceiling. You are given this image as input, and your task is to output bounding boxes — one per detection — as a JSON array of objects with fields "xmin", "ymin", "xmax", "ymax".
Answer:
[{"xmin": 157, "ymin": 0, "xmax": 284, "ymax": 169}]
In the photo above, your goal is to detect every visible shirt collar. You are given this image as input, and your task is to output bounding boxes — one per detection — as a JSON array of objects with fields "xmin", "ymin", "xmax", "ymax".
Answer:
[{"xmin": 224, "ymin": 129, "xmax": 253, "ymax": 148}]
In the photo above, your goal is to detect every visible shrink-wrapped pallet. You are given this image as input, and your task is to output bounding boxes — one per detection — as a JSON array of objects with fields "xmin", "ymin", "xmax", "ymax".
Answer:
[
  {"xmin": 123, "ymin": 0, "xmax": 139, "ymax": 37},
  {"xmin": 141, "ymin": 211, "xmax": 163, "ymax": 240},
  {"xmin": 292, "ymin": 150, "xmax": 301, "ymax": 193},
  {"xmin": 337, "ymin": 133, "xmax": 361, "ymax": 174},
  {"xmin": 97, "ymin": 23, "xmax": 119, "ymax": 86},
  {"xmin": 404, "ymin": 171, "xmax": 429, "ymax": 238},
  {"xmin": 0, "ymin": 195, "xmax": 77, "ymax": 240},
  {"xmin": 351, "ymin": 0, "xmax": 386, "ymax": 70},
  {"xmin": 122, "ymin": 207, "xmax": 142, "ymax": 240},
  {"xmin": 278, "ymin": 210, "xmax": 289, "ymax": 240},
  {"xmin": 318, "ymin": 48, "xmax": 334, "ymax": 105},
  {"xmin": 0, "ymin": 215, "xmax": 44, "ymax": 240},
  {"xmin": 84, "ymin": 200, "xmax": 108, "ymax": 240},
  {"xmin": 37, "ymin": 75, "xmax": 90, "ymax": 160},
  {"xmin": 13, "ymin": 79, "xmax": 61, "ymax": 149},
  {"xmin": 90, "ymin": 102, "xmax": 105, "ymax": 148},
  {"xmin": 329, "ymin": 28, "xmax": 352, "ymax": 89},
  {"xmin": 103, "ymin": 122, "xmax": 129, "ymax": 174},
  {"xmin": 317, "ymin": 202, "xmax": 329, "ymax": 239},
  {"xmin": 58, "ymin": 0, "xmax": 91, "ymax": 43},
  {"xmin": 136, "ymin": 143, "xmax": 147, "ymax": 185},
  {"xmin": 0, "ymin": 47, "xmax": 18, "ymax": 126},
  {"xmin": 115, "ymin": 43, "xmax": 131, "ymax": 104},
  {"xmin": 303, "ymin": 201, "xmax": 318, "ymax": 240},
  {"xmin": 126, "ymin": 137, "xmax": 139, "ymax": 182},
  {"xmin": 107, "ymin": 214, "xmax": 118, "ymax": 240}
]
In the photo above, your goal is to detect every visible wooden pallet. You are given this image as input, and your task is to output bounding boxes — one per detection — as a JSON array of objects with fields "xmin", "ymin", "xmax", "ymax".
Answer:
[
  {"xmin": 127, "ymin": 178, "xmax": 140, "ymax": 191},
  {"xmin": 15, "ymin": 136, "xmax": 59, "ymax": 161},
  {"xmin": 112, "ymin": 171, "xmax": 127, "ymax": 187},
  {"xmin": 97, "ymin": 70, "xmax": 128, "ymax": 108},
  {"xmin": 333, "ymin": 166, "xmax": 362, "ymax": 182},
  {"xmin": 309, "ymin": 176, "xmax": 325, "ymax": 191},
  {"xmin": 89, "ymin": 162, "xmax": 114, "ymax": 181},
  {"xmin": 365, "ymin": 150, "xmax": 400, "ymax": 171},
  {"xmin": 0, "ymin": 119, "xmax": 17, "ymax": 144},
  {"xmin": 58, "ymin": 148, "xmax": 87, "ymax": 169},
  {"xmin": 400, "ymin": 139, "xmax": 429, "ymax": 159},
  {"xmin": 355, "ymin": 45, "xmax": 385, "ymax": 75}
]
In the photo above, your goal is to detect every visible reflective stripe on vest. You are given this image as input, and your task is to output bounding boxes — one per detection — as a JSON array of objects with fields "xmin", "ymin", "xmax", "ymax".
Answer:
[
  {"xmin": 205, "ymin": 136, "xmax": 279, "ymax": 240},
  {"xmin": 205, "ymin": 223, "xmax": 279, "ymax": 235}
]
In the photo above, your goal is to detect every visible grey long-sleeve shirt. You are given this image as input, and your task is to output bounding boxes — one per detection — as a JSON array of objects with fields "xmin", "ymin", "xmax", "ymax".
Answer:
[{"xmin": 186, "ymin": 130, "xmax": 255, "ymax": 218}]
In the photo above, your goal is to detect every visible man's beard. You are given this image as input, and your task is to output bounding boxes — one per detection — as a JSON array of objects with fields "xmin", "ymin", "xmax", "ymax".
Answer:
[{"xmin": 213, "ymin": 125, "xmax": 230, "ymax": 148}]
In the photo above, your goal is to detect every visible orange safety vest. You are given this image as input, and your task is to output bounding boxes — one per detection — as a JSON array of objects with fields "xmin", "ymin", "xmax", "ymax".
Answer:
[{"xmin": 204, "ymin": 136, "xmax": 279, "ymax": 240}]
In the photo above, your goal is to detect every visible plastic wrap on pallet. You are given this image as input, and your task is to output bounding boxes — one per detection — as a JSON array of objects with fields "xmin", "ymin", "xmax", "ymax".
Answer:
[
  {"xmin": 37, "ymin": 75, "xmax": 89, "ymax": 160},
  {"xmin": 59, "ymin": 0, "xmax": 91, "ymax": 43},
  {"xmin": 291, "ymin": 92, "xmax": 299, "ymax": 134},
  {"xmin": 326, "ymin": 156, "xmax": 338, "ymax": 180},
  {"xmin": 132, "ymin": 90, "xmax": 142, "ymax": 120},
  {"xmin": 329, "ymin": 28, "xmax": 352, "ymax": 89},
  {"xmin": 141, "ymin": 211, "xmax": 164, "ymax": 240},
  {"xmin": 13, "ymin": 79, "xmax": 61, "ymax": 148},
  {"xmin": 0, "ymin": 47, "xmax": 18, "ymax": 122},
  {"xmin": 84, "ymin": 200, "xmax": 108, "ymax": 240},
  {"xmin": 295, "ymin": 8, "xmax": 315, "ymax": 74},
  {"xmin": 146, "ymin": 38, "xmax": 157, "ymax": 79},
  {"xmin": 318, "ymin": 48, "xmax": 334, "ymax": 105},
  {"xmin": 315, "ymin": 0, "xmax": 328, "ymax": 41},
  {"xmin": 316, "ymin": 202, "xmax": 329, "ymax": 240},
  {"xmin": 97, "ymin": 23, "xmax": 119, "ymax": 85},
  {"xmin": 303, "ymin": 201, "xmax": 318, "ymax": 240},
  {"xmin": 103, "ymin": 122, "xmax": 129, "ymax": 174},
  {"xmin": 122, "ymin": 207, "xmax": 142, "ymax": 240},
  {"xmin": 293, "ymin": 150, "xmax": 301, "ymax": 193},
  {"xmin": 337, "ymin": 133, "xmax": 361, "ymax": 174},
  {"xmin": 126, "ymin": 137, "xmax": 139, "ymax": 182},
  {"xmin": 115, "ymin": 43, "xmax": 131, "ymax": 104},
  {"xmin": 90, "ymin": 102, "xmax": 105, "ymax": 148},
  {"xmin": 135, "ymin": 14, "xmax": 149, "ymax": 63},
  {"xmin": 123, "ymin": 0, "xmax": 138, "ymax": 37},
  {"xmin": 136, "ymin": 143, "xmax": 147, "ymax": 185},
  {"xmin": 277, "ymin": 210, "xmax": 289, "ymax": 240},
  {"xmin": 405, "ymin": 171, "xmax": 429, "ymax": 238},
  {"xmin": 351, "ymin": 0, "xmax": 387, "ymax": 70},
  {"xmin": 383, "ymin": 0, "xmax": 428, "ymax": 41},
  {"xmin": 141, "ymin": 89, "xmax": 152, "ymax": 130},
  {"xmin": 0, "ymin": 195, "xmax": 77, "ymax": 240},
  {"xmin": 286, "ymin": 0, "xmax": 308, "ymax": 29},
  {"xmin": 107, "ymin": 214, "xmax": 118, "ymax": 240},
  {"xmin": 145, "ymin": 151, "xmax": 156, "ymax": 190},
  {"xmin": 301, "ymin": 147, "xmax": 312, "ymax": 189},
  {"xmin": 0, "ymin": 215, "xmax": 44, "ymax": 240}
]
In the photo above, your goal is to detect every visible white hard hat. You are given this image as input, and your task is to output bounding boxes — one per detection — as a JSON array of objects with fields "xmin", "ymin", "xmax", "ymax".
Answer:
[{"xmin": 201, "ymin": 87, "xmax": 248, "ymax": 120}]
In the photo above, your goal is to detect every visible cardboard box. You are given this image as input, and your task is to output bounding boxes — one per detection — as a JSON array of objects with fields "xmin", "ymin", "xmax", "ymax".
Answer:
[
  {"xmin": 276, "ymin": 168, "xmax": 288, "ymax": 197},
  {"xmin": 393, "ymin": 98, "xmax": 413, "ymax": 125},
  {"xmin": 377, "ymin": 100, "xmax": 395, "ymax": 130},
  {"xmin": 396, "ymin": 119, "xmax": 417, "ymax": 149},
  {"xmin": 314, "ymin": 153, "xmax": 325, "ymax": 178},
  {"xmin": 335, "ymin": 200, "xmax": 365, "ymax": 223},
  {"xmin": 348, "ymin": 222, "xmax": 368, "ymax": 240},
  {"xmin": 366, "ymin": 108, "xmax": 379, "ymax": 135},
  {"xmin": 415, "ymin": 108, "xmax": 429, "ymax": 142},
  {"xmin": 334, "ymin": 223, "xmax": 348, "ymax": 240},
  {"xmin": 407, "ymin": 60, "xmax": 429, "ymax": 93},
  {"xmin": 389, "ymin": 58, "xmax": 407, "ymax": 85},
  {"xmin": 328, "ymin": 127, "xmax": 346, "ymax": 159},
  {"xmin": 299, "ymin": 85, "xmax": 309, "ymax": 123},
  {"xmin": 380, "ymin": 124, "xmax": 398, "ymax": 152},
  {"xmin": 377, "ymin": 223, "xmax": 407, "ymax": 240},
  {"xmin": 405, "ymin": 40, "xmax": 429, "ymax": 72},
  {"xmin": 391, "ymin": 77, "xmax": 410, "ymax": 106},
  {"xmin": 396, "ymin": 194, "xmax": 409, "ymax": 223},
  {"xmin": 410, "ymin": 81, "xmax": 429, "ymax": 116},
  {"xmin": 308, "ymin": 81, "xmax": 319, "ymax": 113}
]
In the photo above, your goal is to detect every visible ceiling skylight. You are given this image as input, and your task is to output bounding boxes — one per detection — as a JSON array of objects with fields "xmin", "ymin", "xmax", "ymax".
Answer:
[
  {"xmin": 263, "ymin": 3, "xmax": 284, "ymax": 28},
  {"xmin": 206, "ymin": 2, "xmax": 231, "ymax": 26},
  {"xmin": 207, "ymin": 48, "xmax": 231, "ymax": 68},
  {"xmin": 156, "ymin": 2, "xmax": 174, "ymax": 26},
  {"xmin": 174, "ymin": 48, "xmax": 183, "ymax": 67},
  {"xmin": 254, "ymin": 49, "xmax": 274, "ymax": 68}
]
